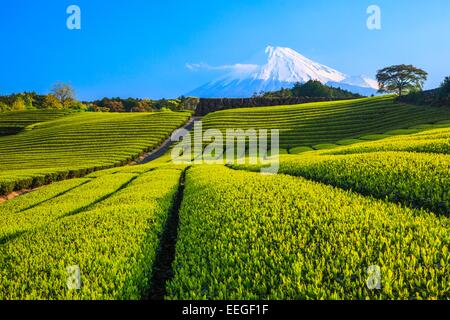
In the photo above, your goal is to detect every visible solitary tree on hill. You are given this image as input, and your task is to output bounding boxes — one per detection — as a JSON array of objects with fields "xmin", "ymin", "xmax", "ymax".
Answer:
[
  {"xmin": 51, "ymin": 82, "xmax": 76, "ymax": 107},
  {"xmin": 376, "ymin": 65, "xmax": 428, "ymax": 96}
]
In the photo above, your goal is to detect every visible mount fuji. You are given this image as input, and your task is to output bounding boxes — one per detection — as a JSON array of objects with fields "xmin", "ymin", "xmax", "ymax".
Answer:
[{"xmin": 186, "ymin": 46, "xmax": 378, "ymax": 98}]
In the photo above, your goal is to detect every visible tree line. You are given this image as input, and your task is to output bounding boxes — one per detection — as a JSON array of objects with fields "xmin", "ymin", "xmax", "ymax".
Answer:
[
  {"xmin": 1, "ymin": 65, "xmax": 448, "ymax": 113},
  {"xmin": 376, "ymin": 64, "xmax": 449, "ymax": 106},
  {"xmin": 88, "ymin": 96, "xmax": 199, "ymax": 112},
  {"xmin": 397, "ymin": 76, "xmax": 450, "ymax": 107},
  {"xmin": 0, "ymin": 83, "xmax": 199, "ymax": 113},
  {"xmin": 255, "ymin": 80, "xmax": 362, "ymax": 99},
  {"xmin": 0, "ymin": 82, "xmax": 84, "ymax": 112}
]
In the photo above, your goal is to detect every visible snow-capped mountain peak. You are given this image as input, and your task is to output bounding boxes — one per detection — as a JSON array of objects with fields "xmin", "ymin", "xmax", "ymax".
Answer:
[
  {"xmin": 186, "ymin": 46, "xmax": 378, "ymax": 98},
  {"xmin": 255, "ymin": 46, "xmax": 347, "ymax": 84}
]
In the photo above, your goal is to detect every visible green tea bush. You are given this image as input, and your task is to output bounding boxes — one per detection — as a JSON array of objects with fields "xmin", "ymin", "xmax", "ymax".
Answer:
[
  {"xmin": 0, "ymin": 173, "xmax": 137, "ymax": 243},
  {"xmin": 233, "ymin": 151, "xmax": 449, "ymax": 215},
  {"xmin": 0, "ymin": 168, "xmax": 182, "ymax": 299},
  {"xmin": 167, "ymin": 166, "xmax": 449, "ymax": 300},
  {"xmin": 202, "ymin": 96, "xmax": 450, "ymax": 149},
  {"xmin": 0, "ymin": 111, "xmax": 191, "ymax": 195}
]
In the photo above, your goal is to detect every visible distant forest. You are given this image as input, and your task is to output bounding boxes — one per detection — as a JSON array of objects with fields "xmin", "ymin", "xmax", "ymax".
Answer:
[
  {"xmin": 2, "ymin": 75, "xmax": 449, "ymax": 114},
  {"xmin": 0, "ymin": 91, "xmax": 199, "ymax": 113},
  {"xmin": 1, "ymin": 80, "xmax": 363, "ymax": 114},
  {"xmin": 398, "ymin": 76, "xmax": 450, "ymax": 107},
  {"xmin": 257, "ymin": 80, "xmax": 363, "ymax": 99}
]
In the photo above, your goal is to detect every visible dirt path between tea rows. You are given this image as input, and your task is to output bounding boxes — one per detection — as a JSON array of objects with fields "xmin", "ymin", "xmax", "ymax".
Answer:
[
  {"xmin": 0, "ymin": 188, "xmax": 41, "ymax": 204},
  {"xmin": 133, "ymin": 116, "xmax": 200, "ymax": 164}
]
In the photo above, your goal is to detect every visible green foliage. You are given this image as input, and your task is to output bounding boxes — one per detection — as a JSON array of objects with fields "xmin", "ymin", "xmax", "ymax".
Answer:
[
  {"xmin": 0, "ymin": 85, "xmax": 83, "ymax": 113},
  {"xmin": 336, "ymin": 138, "xmax": 363, "ymax": 146},
  {"xmin": 51, "ymin": 82, "xmax": 76, "ymax": 108},
  {"xmin": 68, "ymin": 100, "xmax": 88, "ymax": 111},
  {"xmin": 1, "ymin": 94, "xmax": 449, "ymax": 301},
  {"xmin": 384, "ymin": 129, "xmax": 420, "ymax": 135},
  {"xmin": 0, "ymin": 93, "xmax": 37, "ymax": 111},
  {"xmin": 11, "ymin": 97, "xmax": 26, "ymax": 111},
  {"xmin": 359, "ymin": 134, "xmax": 392, "ymax": 140},
  {"xmin": 377, "ymin": 65, "xmax": 428, "ymax": 96},
  {"xmin": 0, "ymin": 101, "xmax": 10, "ymax": 112},
  {"xmin": 262, "ymin": 80, "xmax": 361, "ymax": 99},
  {"xmin": 88, "ymin": 97, "xmax": 197, "ymax": 112},
  {"xmin": 0, "ymin": 168, "xmax": 182, "ymax": 299},
  {"xmin": 202, "ymin": 96, "xmax": 450, "ymax": 149},
  {"xmin": 233, "ymin": 150, "xmax": 449, "ymax": 215},
  {"xmin": 439, "ymin": 76, "xmax": 450, "ymax": 99},
  {"xmin": 0, "ymin": 92, "xmax": 80, "ymax": 112},
  {"xmin": 92, "ymin": 98, "xmax": 127, "ymax": 112},
  {"xmin": 154, "ymin": 99, "xmax": 182, "ymax": 111},
  {"xmin": 0, "ymin": 178, "xmax": 88, "ymax": 214},
  {"xmin": 0, "ymin": 174, "xmax": 136, "ymax": 242},
  {"xmin": 258, "ymin": 87, "xmax": 293, "ymax": 98},
  {"xmin": 0, "ymin": 111, "xmax": 191, "ymax": 195},
  {"xmin": 293, "ymin": 80, "xmax": 359, "ymax": 98},
  {"xmin": 312, "ymin": 143, "xmax": 338, "ymax": 150},
  {"xmin": 324, "ymin": 127, "xmax": 450, "ymax": 155},
  {"xmin": 167, "ymin": 166, "xmax": 450, "ymax": 299},
  {"xmin": 0, "ymin": 110, "xmax": 70, "ymax": 130},
  {"xmin": 42, "ymin": 94, "xmax": 63, "ymax": 110},
  {"xmin": 289, "ymin": 146, "xmax": 313, "ymax": 154}
]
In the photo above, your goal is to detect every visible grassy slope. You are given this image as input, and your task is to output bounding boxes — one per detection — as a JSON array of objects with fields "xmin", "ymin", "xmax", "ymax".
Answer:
[
  {"xmin": 321, "ymin": 126, "xmax": 450, "ymax": 155},
  {"xmin": 202, "ymin": 96, "xmax": 450, "ymax": 151},
  {"xmin": 231, "ymin": 126, "xmax": 450, "ymax": 215},
  {"xmin": 0, "ymin": 110, "xmax": 71, "ymax": 135},
  {"xmin": 0, "ymin": 111, "xmax": 191, "ymax": 195},
  {"xmin": 167, "ymin": 166, "xmax": 449, "ymax": 299},
  {"xmin": 1, "ymin": 99, "xmax": 449, "ymax": 300},
  {"xmin": 0, "ymin": 161, "xmax": 185, "ymax": 299}
]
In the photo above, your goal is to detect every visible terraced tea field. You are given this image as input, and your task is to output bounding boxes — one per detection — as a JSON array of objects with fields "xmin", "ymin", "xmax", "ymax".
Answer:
[
  {"xmin": 231, "ymin": 126, "xmax": 450, "ymax": 215},
  {"xmin": 202, "ymin": 96, "xmax": 450, "ymax": 152},
  {"xmin": 0, "ymin": 110, "xmax": 71, "ymax": 136},
  {"xmin": 167, "ymin": 166, "xmax": 449, "ymax": 300},
  {"xmin": 321, "ymin": 126, "xmax": 450, "ymax": 155},
  {"xmin": 1, "ymin": 96, "xmax": 449, "ymax": 300},
  {"xmin": 0, "ymin": 162, "xmax": 186, "ymax": 299},
  {"xmin": 0, "ymin": 111, "xmax": 191, "ymax": 195}
]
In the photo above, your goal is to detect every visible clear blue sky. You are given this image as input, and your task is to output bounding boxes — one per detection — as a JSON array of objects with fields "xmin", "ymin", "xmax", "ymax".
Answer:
[{"xmin": 1, "ymin": 0, "xmax": 449, "ymax": 100}]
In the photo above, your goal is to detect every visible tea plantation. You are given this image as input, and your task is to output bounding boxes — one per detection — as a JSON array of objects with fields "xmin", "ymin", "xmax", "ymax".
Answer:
[
  {"xmin": 0, "ymin": 97, "xmax": 449, "ymax": 300},
  {"xmin": 201, "ymin": 96, "xmax": 450, "ymax": 152},
  {"xmin": 0, "ymin": 111, "xmax": 191, "ymax": 195}
]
